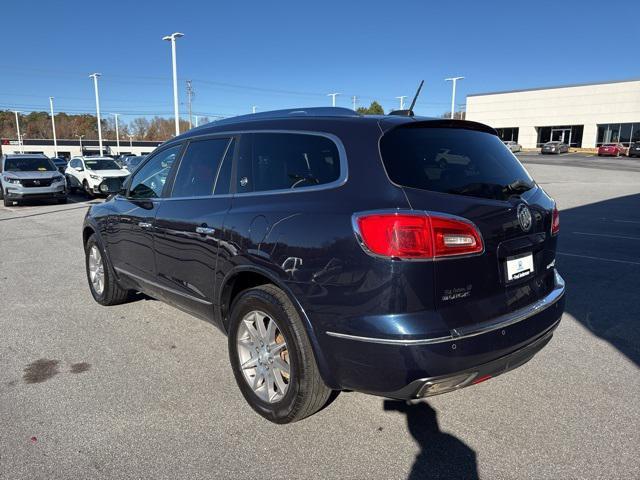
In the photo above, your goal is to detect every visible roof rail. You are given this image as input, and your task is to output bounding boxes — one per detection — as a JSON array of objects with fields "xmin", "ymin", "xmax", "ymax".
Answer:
[{"xmin": 200, "ymin": 107, "xmax": 360, "ymax": 128}]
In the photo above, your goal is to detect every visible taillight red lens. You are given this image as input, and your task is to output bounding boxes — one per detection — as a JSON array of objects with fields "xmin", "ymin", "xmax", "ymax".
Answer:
[
  {"xmin": 551, "ymin": 205, "xmax": 560, "ymax": 236},
  {"xmin": 355, "ymin": 212, "xmax": 483, "ymax": 259}
]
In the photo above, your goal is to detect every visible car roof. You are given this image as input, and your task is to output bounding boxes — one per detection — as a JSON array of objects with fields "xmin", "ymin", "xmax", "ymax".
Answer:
[
  {"xmin": 4, "ymin": 153, "xmax": 48, "ymax": 159},
  {"xmin": 172, "ymin": 107, "xmax": 496, "ymax": 140}
]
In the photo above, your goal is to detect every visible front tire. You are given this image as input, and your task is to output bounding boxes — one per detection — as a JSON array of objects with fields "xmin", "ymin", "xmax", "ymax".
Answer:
[
  {"xmin": 228, "ymin": 284, "xmax": 332, "ymax": 424},
  {"xmin": 83, "ymin": 180, "xmax": 95, "ymax": 198},
  {"xmin": 85, "ymin": 234, "xmax": 131, "ymax": 305}
]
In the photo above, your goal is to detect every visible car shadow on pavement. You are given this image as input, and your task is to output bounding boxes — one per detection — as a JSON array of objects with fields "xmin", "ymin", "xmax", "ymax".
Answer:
[
  {"xmin": 558, "ymin": 193, "xmax": 640, "ymax": 367},
  {"xmin": 383, "ymin": 400, "xmax": 479, "ymax": 480}
]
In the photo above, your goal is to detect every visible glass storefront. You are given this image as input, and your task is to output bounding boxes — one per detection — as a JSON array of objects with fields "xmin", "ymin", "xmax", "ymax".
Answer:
[
  {"xmin": 495, "ymin": 127, "xmax": 519, "ymax": 142},
  {"xmin": 536, "ymin": 125, "xmax": 583, "ymax": 147},
  {"xmin": 596, "ymin": 123, "xmax": 640, "ymax": 146}
]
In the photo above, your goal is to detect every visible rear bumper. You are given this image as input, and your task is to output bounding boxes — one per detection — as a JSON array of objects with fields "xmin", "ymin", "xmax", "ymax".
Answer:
[{"xmin": 321, "ymin": 271, "xmax": 565, "ymax": 398}]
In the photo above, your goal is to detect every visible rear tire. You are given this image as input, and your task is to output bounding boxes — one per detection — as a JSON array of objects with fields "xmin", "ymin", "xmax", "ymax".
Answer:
[
  {"xmin": 85, "ymin": 233, "xmax": 131, "ymax": 306},
  {"xmin": 228, "ymin": 284, "xmax": 332, "ymax": 424},
  {"xmin": 3, "ymin": 197, "xmax": 12, "ymax": 207}
]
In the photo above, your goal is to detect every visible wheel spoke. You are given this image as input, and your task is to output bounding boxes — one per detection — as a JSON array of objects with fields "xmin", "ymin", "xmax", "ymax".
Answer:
[
  {"xmin": 265, "ymin": 370, "xmax": 276, "ymax": 402},
  {"xmin": 243, "ymin": 318, "xmax": 261, "ymax": 344},
  {"xmin": 273, "ymin": 357, "xmax": 290, "ymax": 376},
  {"xmin": 270, "ymin": 342, "xmax": 287, "ymax": 354},
  {"xmin": 256, "ymin": 314, "xmax": 268, "ymax": 339},
  {"xmin": 241, "ymin": 356, "xmax": 259, "ymax": 370},
  {"xmin": 273, "ymin": 367, "xmax": 288, "ymax": 393},
  {"xmin": 265, "ymin": 318, "xmax": 277, "ymax": 344}
]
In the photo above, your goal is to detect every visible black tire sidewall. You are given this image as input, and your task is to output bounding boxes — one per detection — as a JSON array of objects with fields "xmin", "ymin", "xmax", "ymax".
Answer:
[{"xmin": 228, "ymin": 288, "xmax": 304, "ymax": 423}]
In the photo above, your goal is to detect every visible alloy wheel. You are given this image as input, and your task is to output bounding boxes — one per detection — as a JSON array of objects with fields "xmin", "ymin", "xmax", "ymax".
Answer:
[
  {"xmin": 236, "ymin": 310, "xmax": 290, "ymax": 403},
  {"xmin": 88, "ymin": 245, "xmax": 105, "ymax": 295}
]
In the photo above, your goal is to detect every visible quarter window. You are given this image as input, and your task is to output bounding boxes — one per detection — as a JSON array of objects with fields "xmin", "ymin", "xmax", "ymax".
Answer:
[
  {"xmin": 128, "ymin": 144, "xmax": 181, "ymax": 199},
  {"xmin": 236, "ymin": 133, "xmax": 341, "ymax": 193},
  {"xmin": 171, "ymin": 138, "xmax": 230, "ymax": 198}
]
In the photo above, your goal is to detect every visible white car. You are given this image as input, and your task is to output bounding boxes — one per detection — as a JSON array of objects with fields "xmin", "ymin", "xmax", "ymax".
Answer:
[
  {"xmin": 504, "ymin": 140, "xmax": 522, "ymax": 153},
  {"xmin": 65, "ymin": 157, "xmax": 130, "ymax": 196}
]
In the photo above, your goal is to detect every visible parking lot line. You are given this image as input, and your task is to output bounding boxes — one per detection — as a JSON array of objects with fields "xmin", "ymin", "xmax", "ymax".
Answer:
[
  {"xmin": 557, "ymin": 251, "xmax": 640, "ymax": 265},
  {"xmin": 572, "ymin": 231, "xmax": 640, "ymax": 241}
]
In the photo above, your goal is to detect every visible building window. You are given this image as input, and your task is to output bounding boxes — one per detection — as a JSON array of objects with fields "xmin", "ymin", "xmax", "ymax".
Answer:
[
  {"xmin": 536, "ymin": 125, "xmax": 583, "ymax": 147},
  {"xmin": 597, "ymin": 123, "xmax": 640, "ymax": 146},
  {"xmin": 496, "ymin": 128, "xmax": 519, "ymax": 142}
]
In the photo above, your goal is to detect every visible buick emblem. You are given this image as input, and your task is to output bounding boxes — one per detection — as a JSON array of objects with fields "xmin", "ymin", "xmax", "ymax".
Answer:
[{"xmin": 517, "ymin": 204, "xmax": 532, "ymax": 232}]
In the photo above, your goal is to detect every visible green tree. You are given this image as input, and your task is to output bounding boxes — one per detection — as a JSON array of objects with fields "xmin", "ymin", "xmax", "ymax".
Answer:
[{"xmin": 357, "ymin": 101, "xmax": 384, "ymax": 115}]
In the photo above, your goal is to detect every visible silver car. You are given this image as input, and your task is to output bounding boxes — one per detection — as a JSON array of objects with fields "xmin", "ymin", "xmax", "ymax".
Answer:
[
  {"xmin": 504, "ymin": 140, "xmax": 522, "ymax": 153},
  {"xmin": 0, "ymin": 154, "xmax": 67, "ymax": 207}
]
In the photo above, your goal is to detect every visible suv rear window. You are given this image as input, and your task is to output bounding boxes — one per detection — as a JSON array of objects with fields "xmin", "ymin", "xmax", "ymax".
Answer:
[{"xmin": 380, "ymin": 126, "xmax": 533, "ymax": 201}]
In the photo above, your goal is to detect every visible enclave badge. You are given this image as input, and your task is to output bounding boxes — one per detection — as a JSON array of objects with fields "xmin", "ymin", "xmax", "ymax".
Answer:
[{"xmin": 517, "ymin": 203, "xmax": 532, "ymax": 232}]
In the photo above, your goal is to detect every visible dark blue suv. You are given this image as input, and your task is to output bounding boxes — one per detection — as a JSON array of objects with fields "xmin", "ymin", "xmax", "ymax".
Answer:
[{"xmin": 83, "ymin": 107, "xmax": 565, "ymax": 423}]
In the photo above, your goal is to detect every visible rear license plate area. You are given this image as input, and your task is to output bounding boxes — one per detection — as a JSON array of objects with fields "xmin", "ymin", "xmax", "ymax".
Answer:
[{"xmin": 504, "ymin": 252, "xmax": 534, "ymax": 283}]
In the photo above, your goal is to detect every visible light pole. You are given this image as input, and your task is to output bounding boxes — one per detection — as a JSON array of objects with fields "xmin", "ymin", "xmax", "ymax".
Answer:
[
  {"xmin": 352, "ymin": 96, "xmax": 357, "ymax": 111},
  {"xmin": 162, "ymin": 32, "xmax": 184, "ymax": 136},
  {"xmin": 252, "ymin": 106, "xmax": 257, "ymax": 114},
  {"xmin": 89, "ymin": 73, "xmax": 104, "ymax": 155},
  {"xmin": 49, "ymin": 97, "xmax": 58, "ymax": 157},
  {"xmin": 395, "ymin": 96, "xmax": 407, "ymax": 110},
  {"xmin": 12, "ymin": 110, "xmax": 23, "ymax": 153},
  {"xmin": 127, "ymin": 134, "xmax": 133, "ymax": 149},
  {"xmin": 76, "ymin": 134, "xmax": 85, "ymax": 154},
  {"xmin": 445, "ymin": 76, "xmax": 464, "ymax": 119},
  {"xmin": 194, "ymin": 115, "xmax": 200, "ymax": 127},
  {"xmin": 111, "ymin": 113, "xmax": 121, "ymax": 156},
  {"xmin": 327, "ymin": 92, "xmax": 340, "ymax": 107}
]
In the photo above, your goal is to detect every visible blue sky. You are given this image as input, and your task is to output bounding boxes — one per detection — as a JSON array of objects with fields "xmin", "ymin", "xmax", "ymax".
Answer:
[{"xmin": 2, "ymin": 0, "xmax": 638, "ymax": 121}]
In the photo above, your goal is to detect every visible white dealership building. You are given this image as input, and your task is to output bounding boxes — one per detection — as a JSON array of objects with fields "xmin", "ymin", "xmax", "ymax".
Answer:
[{"xmin": 465, "ymin": 78, "xmax": 640, "ymax": 149}]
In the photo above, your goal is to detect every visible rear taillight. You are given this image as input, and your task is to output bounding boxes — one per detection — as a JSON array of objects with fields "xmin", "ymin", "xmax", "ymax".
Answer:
[
  {"xmin": 354, "ymin": 212, "xmax": 483, "ymax": 259},
  {"xmin": 551, "ymin": 205, "xmax": 560, "ymax": 236}
]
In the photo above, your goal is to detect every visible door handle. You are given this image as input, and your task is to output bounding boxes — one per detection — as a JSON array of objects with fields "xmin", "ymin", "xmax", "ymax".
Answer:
[
  {"xmin": 195, "ymin": 226, "xmax": 215, "ymax": 235},
  {"xmin": 138, "ymin": 221, "xmax": 153, "ymax": 229}
]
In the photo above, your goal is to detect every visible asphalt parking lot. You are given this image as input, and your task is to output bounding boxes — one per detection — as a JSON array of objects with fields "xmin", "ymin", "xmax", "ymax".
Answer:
[{"xmin": 1, "ymin": 153, "xmax": 639, "ymax": 480}]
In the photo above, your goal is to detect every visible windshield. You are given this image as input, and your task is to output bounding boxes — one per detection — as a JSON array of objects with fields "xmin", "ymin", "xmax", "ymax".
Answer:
[
  {"xmin": 84, "ymin": 159, "xmax": 121, "ymax": 170},
  {"xmin": 380, "ymin": 126, "xmax": 533, "ymax": 201},
  {"xmin": 4, "ymin": 157, "xmax": 56, "ymax": 172}
]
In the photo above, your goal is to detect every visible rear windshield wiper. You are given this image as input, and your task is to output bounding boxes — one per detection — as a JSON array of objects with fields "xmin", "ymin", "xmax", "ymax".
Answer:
[{"xmin": 503, "ymin": 179, "xmax": 535, "ymax": 196}]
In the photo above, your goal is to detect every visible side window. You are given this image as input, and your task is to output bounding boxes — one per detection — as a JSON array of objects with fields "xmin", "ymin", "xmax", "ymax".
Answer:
[
  {"xmin": 213, "ymin": 138, "xmax": 234, "ymax": 195},
  {"xmin": 236, "ymin": 133, "xmax": 341, "ymax": 193},
  {"xmin": 171, "ymin": 138, "xmax": 230, "ymax": 198},
  {"xmin": 128, "ymin": 144, "xmax": 181, "ymax": 199}
]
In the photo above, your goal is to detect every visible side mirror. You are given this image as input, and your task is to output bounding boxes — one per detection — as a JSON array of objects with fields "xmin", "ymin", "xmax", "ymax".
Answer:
[
  {"xmin": 76, "ymin": 166, "xmax": 84, "ymax": 172},
  {"xmin": 99, "ymin": 176, "xmax": 128, "ymax": 195}
]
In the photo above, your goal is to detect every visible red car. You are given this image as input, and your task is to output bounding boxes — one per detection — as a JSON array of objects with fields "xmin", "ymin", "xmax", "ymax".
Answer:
[{"xmin": 597, "ymin": 143, "xmax": 627, "ymax": 156}]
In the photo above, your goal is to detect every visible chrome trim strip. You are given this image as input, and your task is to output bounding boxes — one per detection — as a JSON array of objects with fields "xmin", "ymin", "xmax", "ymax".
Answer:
[
  {"xmin": 114, "ymin": 266, "xmax": 213, "ymax": 306},
  {"xmin": 326, "ymin": 271, "xmax": 565, "ymax": 345}
]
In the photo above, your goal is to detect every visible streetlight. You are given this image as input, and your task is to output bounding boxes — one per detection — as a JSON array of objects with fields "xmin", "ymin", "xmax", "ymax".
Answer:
[
  {"xmin": 327, "ymin": 92, "xmax": 340, "ymax": 107},
  {"xmin": 395, "ymin": 96, "xmax": 407, "ymax": 110},
  {"xmin": 252, "ymin": 106, "xmax": 257, "ymax": 114},
  {"xmin": 352, "ymin": 96, "xmax": 357, "ymax": 111},
  {"xmin": 127, "ymin": 134, "xmax": 133, "ymax": 149},
  {"xmin": 445, "ymin": 76, "xmax": 464, "ymax": 119},
  {"xmin": 89, "ymin": 73, "xmax": 103, "ymax": 155},
  {"xmin": 12, "ymin": 110, "xmax": 23, "ymax": 153},
  {"xmin": 162, "ymin": 32, "xmax": 184, "ymax": 136},
  {"xmin": 76, "ymin": 134, "xmax": 85, "ymax": 154},
  {"xmin": 110, "ymin": 113, "xmax": 121, "ymax": 156},
  {"xmin": 49, "ymin": 97, "xmax": 58, "ymax": 157}
]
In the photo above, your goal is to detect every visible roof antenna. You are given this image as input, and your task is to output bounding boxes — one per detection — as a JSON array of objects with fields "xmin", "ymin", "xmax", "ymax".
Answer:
[
  {"xmin": 407, "ymin": 80, "xmax": 424, "ymax": 116},
  {"xmin": 389, "ymin": 80, "xmax": 424, "ymax": 116}
]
